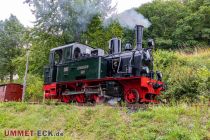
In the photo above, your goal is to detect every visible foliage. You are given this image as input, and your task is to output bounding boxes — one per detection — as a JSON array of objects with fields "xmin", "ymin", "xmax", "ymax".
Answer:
[
  {"xmin": 28, "ymin": 30, "xmax": 65, "ymax": 75},
  {"xmin": 81, "ymin": 15, "xmax": 107, "ymax": 50},
  {"xmin": 81, "ymin": 15, "xmax": 125, "ymax": 52},
  {"xmin": 14, "ymin": 74, "xmax": 43, "ymax": 102},
  {"xmin": 0, "ymin": 103, "xmax": 209, "ymax": 139},
  {"xmin": 25, "ymin": 0, "xmax": 115, "ymax": 43},
  {"xmin": 17, "ymin": 0, "xmax": 116, "ymax": 77},
  {"xmin": 154, "ymin": 48, "xmax": 210, "ymax": 102},
  {"xmin": 24, "ymin": 74, "xmax": 43, "ymax": 102},
  {"xmin": 138, "ymin": 0, "xmax": 210, "ymax": 48},
  {"xmin": 0, "ymin": 15, "xmax": 25, "ymax": 82},
  {"xmin": 175, "ymin": 0, "xmax": 210, "ymax": 46}
]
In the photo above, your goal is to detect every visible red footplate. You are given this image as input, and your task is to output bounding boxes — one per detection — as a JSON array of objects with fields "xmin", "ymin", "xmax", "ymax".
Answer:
[{"xmin": 43, "ymin": 76, "xmax": 165, "ymax": 104}]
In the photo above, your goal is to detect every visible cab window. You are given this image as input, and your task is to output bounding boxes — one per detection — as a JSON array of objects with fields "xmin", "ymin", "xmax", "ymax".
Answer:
[
  {"xmin": 54, "ymin": 49, "xmax": 63, "ymax": 65},
  {"xmin": 64, "ymin": 46, "xmax": 72, "ymax": 60},
  {"xmin": 74, "ymin": 47, "xmax": 81, "ymax": 59}
]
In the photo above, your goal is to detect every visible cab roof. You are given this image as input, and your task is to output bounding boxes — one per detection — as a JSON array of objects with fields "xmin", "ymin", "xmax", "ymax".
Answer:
[{"xmin": 50, "ymin": 42, "xmax": 93, "ymax": 52}]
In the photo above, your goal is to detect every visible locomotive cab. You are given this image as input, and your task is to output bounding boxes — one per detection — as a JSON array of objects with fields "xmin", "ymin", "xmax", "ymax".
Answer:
[
  {"xmin": 44, "ymin": 43, "xmax": 94, "ymax": 84},
  {"xmin": 44, "ymin": 43, "xmax": 107, "ymax": 84}
]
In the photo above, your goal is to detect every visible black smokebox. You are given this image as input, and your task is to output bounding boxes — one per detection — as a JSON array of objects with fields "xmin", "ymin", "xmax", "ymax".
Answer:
[{"xmin": 135, "ymin": 25, "xmax": 144, "ymax": 50}]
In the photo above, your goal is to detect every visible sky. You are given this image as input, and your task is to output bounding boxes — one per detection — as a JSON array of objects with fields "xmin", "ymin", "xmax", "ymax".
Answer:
[{"xmin": 0, "ymin": 0, "xmax": 152, "ymax": 27}]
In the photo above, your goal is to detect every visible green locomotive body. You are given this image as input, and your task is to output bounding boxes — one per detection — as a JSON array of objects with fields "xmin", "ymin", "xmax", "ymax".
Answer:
[{"xmin": 56, "ymin": 56, "xmax": 107, "ymax": 82}]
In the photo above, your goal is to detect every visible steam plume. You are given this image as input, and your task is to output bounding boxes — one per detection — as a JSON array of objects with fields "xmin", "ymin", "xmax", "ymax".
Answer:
[{"xmin": 104, "ymin": 9, "xmax": 151, "ymax": 29}]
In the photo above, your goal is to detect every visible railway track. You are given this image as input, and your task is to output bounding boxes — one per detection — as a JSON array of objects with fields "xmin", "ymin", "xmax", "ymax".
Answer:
[{"xmin": 28, "ymin": 99, "xmax": 156, "ymax": 112}]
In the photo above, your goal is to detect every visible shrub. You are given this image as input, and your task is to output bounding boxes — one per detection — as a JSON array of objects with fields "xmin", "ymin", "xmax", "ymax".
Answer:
[
  {"xmin": 163, "ymin": 66, "xmax": 209, "ymax": 102},
  {"xmin": 25, "ymin": 74, "xmax": 44, "ymax": 102},
  {"xmin": 154, "ymin": 49, "xmax": 210, "ymax": 103}
]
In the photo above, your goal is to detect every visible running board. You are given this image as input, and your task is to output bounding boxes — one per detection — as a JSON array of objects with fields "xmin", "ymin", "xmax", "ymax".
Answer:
[
  {"xmin": 62, "ymin": 91, "xmax": 100, "ymax": 95},
  {"xmin": 62, "ymin": 85, "xmax": 102, "ymax": 96},
  {"xmin": 85, "ymin": 91, "xmax": 100, "ymax": 95},
  {"xmin": 62, "ymin": 91, "xmax": 84, "ymax": 95}
]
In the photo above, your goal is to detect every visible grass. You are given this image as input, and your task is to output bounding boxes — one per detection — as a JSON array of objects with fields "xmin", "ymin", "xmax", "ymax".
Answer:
[
  {"xmin": 0, "ymin": 102, "xmax": 209, "ymax": 140},
  {"xmin": 177, "ymin": 47, "xmax": 210, "ymax": 70}
]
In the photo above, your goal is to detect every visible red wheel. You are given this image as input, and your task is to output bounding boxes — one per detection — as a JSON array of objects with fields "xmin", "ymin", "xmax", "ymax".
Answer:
[
  {"xmin": 90, "ymin": 94, "xmax": 103, "ymax": 103},
  {"xmin": 62, "ymin": 96, "xmax": 71, "ymax": 103},
  {"xmin": 124, "ymin": 89, "xmax": 139, "ymax": 104},
  {"xmin": 75, "ymin": 94, "xmax": 86, "ymax": 103}
]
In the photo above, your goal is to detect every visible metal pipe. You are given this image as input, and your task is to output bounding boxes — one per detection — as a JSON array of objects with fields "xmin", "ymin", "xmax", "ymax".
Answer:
[
  {"xmin": 109, "ymin": 38, "xmax": 121, "ymax": 54},
  {"xmin": 135, "ymin": 25, "xmax": 144, "ymax": 50}
]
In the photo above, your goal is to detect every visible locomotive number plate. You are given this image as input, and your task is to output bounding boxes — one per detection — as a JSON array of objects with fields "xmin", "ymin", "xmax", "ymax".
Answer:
[
  {"xmin": 77, "ymin": 65, "xmax": 89, "ymax": 70},
  {"xmin": 64, "ymin": 67, "xmax": 69, "ymax": 72}
]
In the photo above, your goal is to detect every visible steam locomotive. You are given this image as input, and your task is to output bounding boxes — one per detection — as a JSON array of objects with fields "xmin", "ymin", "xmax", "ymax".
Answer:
[{"xmin": 43, "ymin": 25, "xmax": 165, "ymax": 104}]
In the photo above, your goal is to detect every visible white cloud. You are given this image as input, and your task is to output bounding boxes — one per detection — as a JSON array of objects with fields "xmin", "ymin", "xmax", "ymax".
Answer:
[
  {"xmin": 0, "ymin": 0, "xmax": 35, "ymax": 27},
  {"xmin": 0, "ymin": 0, "xmax": 151, "ymax": 27},
  {"xmin": 112, "ymin": 0, "xmax": 152, "ymax": 13}
]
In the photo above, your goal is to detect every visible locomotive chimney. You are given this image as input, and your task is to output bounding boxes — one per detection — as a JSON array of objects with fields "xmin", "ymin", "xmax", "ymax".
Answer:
[{"xmin": 135, "ymin": 25, "xmax": 144, "ymax": 50}]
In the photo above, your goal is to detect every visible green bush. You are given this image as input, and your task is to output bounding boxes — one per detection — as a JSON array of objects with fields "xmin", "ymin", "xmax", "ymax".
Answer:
[
  {"xmin": 164, "ymin": 66, "xmax": 209, "ymax": 102},
  {"xmin": 15, "ymin": 74, "xmax": 44, "ymax": 102},
  {"xmin": 154, "ymin": 50, "xmax": 210, "ymax": 102},
  {"xmin": 25, "ymin": 74, "xmax": 43, "ymax": 102}
]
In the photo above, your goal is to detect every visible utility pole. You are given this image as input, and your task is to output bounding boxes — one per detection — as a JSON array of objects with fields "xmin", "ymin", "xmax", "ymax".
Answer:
[{"xmin": 22, "ymin": 45, "xmax": 30, "ymax": 102}]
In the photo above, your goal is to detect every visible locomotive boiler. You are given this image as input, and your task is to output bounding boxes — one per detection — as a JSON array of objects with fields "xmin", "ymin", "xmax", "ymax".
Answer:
[{"xmin": 43, "ymin": 25, "xmax": 165, "ymax": 104}]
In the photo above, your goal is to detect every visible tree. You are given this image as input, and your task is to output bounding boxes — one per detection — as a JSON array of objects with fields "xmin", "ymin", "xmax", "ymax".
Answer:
[
  {"xmin": 0, "ymin": 15, "xmax": 25, "ymax": 82},
  {"xmin": 137, "ymin": 0, "xmax": 210, "ymax": 48},
  {"xmin": 81, "ymin": 15, "xmax": 106, "ymax": 49},
  {"xmin": 25, "ymin": 0, "xmax": 115, "ymax": 43},
  {"xmin": 82, "ymin": 16, "xmax": 125, "ymax": 52},
  {"xmin": 173, "ymin": 0, "xmax": 210, "ymax": 47},
  {"xmin": 16, "ymin": 0, "xmax": 115, "ymax": 77},
  {"xmin": 137, "ymin": 0, "xmax": 189, "ymax": 49},
  {"xmin": 14, "ymin": 28, "xmax": 65, "ymax": 77}
]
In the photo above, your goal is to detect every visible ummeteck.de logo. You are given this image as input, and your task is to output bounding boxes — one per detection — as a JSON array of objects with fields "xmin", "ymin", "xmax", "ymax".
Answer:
[{"xmin": 5, "ymin": 130, "xmax": 64, "ymax": 137}]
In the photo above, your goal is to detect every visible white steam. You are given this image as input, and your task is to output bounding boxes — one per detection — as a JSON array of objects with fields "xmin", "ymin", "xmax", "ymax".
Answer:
[
  {"xmin": 27, "ymin": 0, "xmax": 115, "ymax": 34},
  {"xmin": 72, "ymin": 0, "xmax": 115, "ymax": 32},
  {"xmin": 104, "ymin": 9, "xmax": 151, "ymax": 29}
]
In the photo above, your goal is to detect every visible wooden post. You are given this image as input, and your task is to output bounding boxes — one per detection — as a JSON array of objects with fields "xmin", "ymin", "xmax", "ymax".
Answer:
[{"xmin": 22, "ymin": 46, "xmax": 30, "ymax": 102}]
